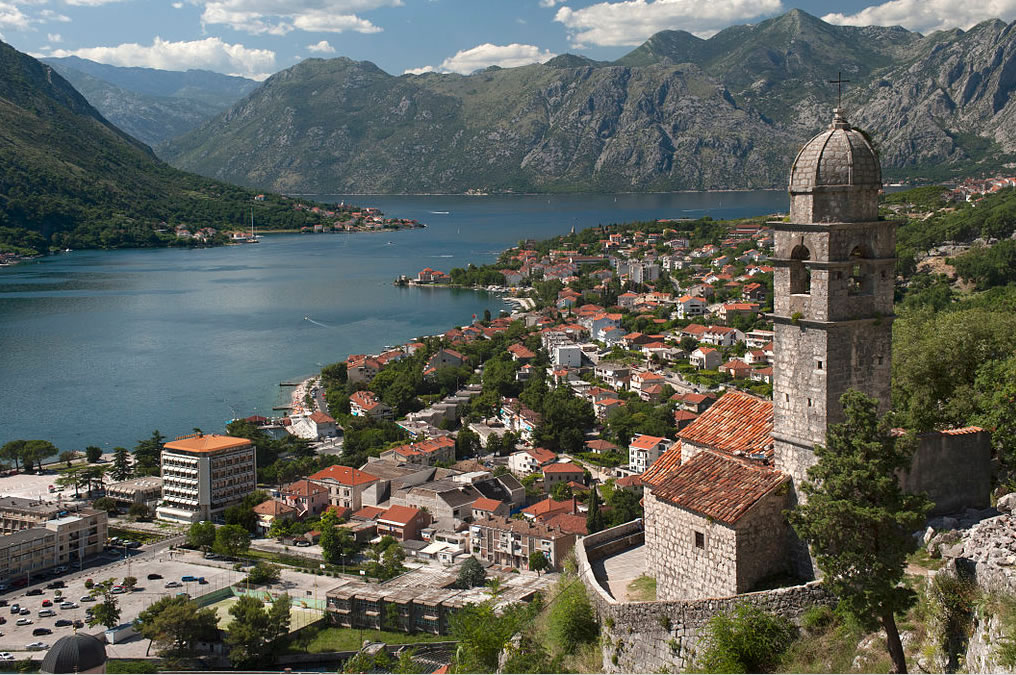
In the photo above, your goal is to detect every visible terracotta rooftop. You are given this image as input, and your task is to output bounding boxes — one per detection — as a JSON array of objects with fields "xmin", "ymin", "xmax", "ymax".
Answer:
[
  {"xmin": 616, "ymin": 474, "xmax": 644, "ymax": 488},
  {"xmin": 309, "ymin": 465, "xmax": 379, "ymax": 486},
  {"xmin": 352, "ymin": 505, "xmax": 386, "ymax": 520},
  {"xmin": 678, "ymin": 390, "xmax": 773, "ymax": 460},
  {"xmin": 526, "ymin": 447, "xmax": 557, "ymax": 464},
  {"xmin": 523, "ymin": 497, "xmax": 575, "ymax": 518},
  {"xmin": 651, "ymin": 451, "xmax": 787, "ymax": 524},
  {"xmin": 473, "ymin": 514, "xmax": 574, "ymax": 540},
  {"xmin": 543, "ymin": 462, "xmax": 583, "ymax": 474},
  {"xmin": 471, "ymin": 497, "xmax": 504, "ymax": 512},
  {"xmin": 378, "ymin": 504, "xmax": 424, "ymax": 526},
  {"xmin": 585, "ymin": 439, "xmax": 619, "ymax": 453},
  {"xmin": 640, "ymin": 442, "xmax": 682, "ymax": 487},
  {"xmin": 253, "ymin": 500, "xmax": 298, "ymax": 517},
  {"xmin": 164, "ymin": 433, "xmax": 251, "ymax": 453},
  {"xmin": 309, "ymin": 411, "xmax": 336, "ymax": 424},
  {"xmin": 630, "ymin": 434, "xmax": 667, "ymax": 450},
  {"xmin": 543, "ymin": 513, "xmax": 588, "ymax": 536},
  {"xmin": 283, "ymin": 479, "xmax": 328, "ymax": 497}
]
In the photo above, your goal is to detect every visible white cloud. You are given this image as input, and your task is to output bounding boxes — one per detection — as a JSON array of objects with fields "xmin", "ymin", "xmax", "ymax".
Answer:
[
  {"xmin": 0, "ymin": 2, "xmax": 31, "ymax": 30},
  {"xmin": 64, "ymin": 0, "xmax": 129, "ymax": 5},
  {"xmin": 47, "ymin": 32, "xmax": 61, "ymax": 42},
  {"xmin": 199, "ymin": 0, "xmax": 398, "ymax": 35},
  {"xmin": 307, "ymin": 39, "xmax": 334, "ymax": 52},
  {"xmin": 47, "ymin": 36, "xmax": 276, "ymax": 80},
  {"xmin": 428, "ymin": 43, "xmax": 557, "ymax": 75},
  {"xmin": 172, "ymin": 1, "xmax": 183, "ymax": 7},
  {"xmin": 403, "ymin": 65, "xmax": 434, "ymax": 75},
  {"xmin": 539, "ymin": 0, "xmax": 564, "ymax": 6},
  {"xmin": 823, "ymin": 0, "xmax": 1016, "ymax": 34},
  {"xmin": 39, "ymin": 9, "xmax": 70, "ymax": 21},
  {"xmin": 554, "ymin": 0, "xmax": 784, "ymax": 46}
]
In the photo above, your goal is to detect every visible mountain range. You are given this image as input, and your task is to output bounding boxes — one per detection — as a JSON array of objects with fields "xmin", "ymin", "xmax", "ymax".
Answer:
[
  {"xmin": 154, "ymin": 10, "xmax": 1016, "ymax": 193},
  {"xmin": 41, "ymin": 56, "xmax": 257, "ymax": 146}
]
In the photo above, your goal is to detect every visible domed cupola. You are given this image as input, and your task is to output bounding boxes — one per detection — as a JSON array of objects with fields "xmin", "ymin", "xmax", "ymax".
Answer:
[
  {"xmin": 41, "ymin": 633, "xmax": 108, "ymax": 674},
  {"xmin": 788, "ymin": 109, "xmax": 881, "ymax": 224}
]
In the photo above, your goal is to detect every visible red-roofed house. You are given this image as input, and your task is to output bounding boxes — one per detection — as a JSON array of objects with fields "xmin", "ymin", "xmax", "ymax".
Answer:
[
  {"xmin": 628, "ymin": 434, "xmax": 676, "ymax": 474},
  {"xmin": 507, "ymin": 343, "xmax": 536, "ymax": 363},
  {"xmin": 380, "ymin": 436, "xmax": 456, "ymax": 466},
  {"xmin": 719, "ymin": 359, "xmax": 752, "ymax": 379},
  {"xmin": 690, "ymin": 347, "xmax": 721, "ymax": 370},
  {"xmin": 471, "ymin": 497, "xmax": 509, "ymax": 520},
  {"xmin": 349, "ymin": 390, "xmax": 393, "ymax": 421},
  {"xmin": 253, "ymin": 499, "xmax": 298, "ymax": 535},
  {"xmin": 542, "ymin": 462, "xmax": 584, "ymax": 492},
  {"xmin": 281, "ymin": 479, "xmax": 329, "ymax": 518},
  {"xmin": 377, "ymin": 505, "xmax": 430, "ymax": 541},
  {"xmin": 508, "ymin": 447, "xmax": 557, "ymax": 475},
  {"xmin": 308, "ymin": 465, "xmax": 380, "ymax": 511}
]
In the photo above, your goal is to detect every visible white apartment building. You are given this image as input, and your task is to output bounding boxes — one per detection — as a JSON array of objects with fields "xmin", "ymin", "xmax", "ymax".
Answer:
[{"xmin": 156, "ymin": 433, "xmax": 257, "ymax": 523}]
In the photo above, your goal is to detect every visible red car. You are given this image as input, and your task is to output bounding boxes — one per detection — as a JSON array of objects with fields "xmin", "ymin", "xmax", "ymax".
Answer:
[{"xmin": 40, "ymin": 601, "xmax": 52, "ymax": 608}]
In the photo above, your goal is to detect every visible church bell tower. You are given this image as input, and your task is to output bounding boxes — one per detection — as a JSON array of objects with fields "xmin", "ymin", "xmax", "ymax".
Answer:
[{"xmin": 771, "ymin": 108, "xmax": 895, "ymax": 487}]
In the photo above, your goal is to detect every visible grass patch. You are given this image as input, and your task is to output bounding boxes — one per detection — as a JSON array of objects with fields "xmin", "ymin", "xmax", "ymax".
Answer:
[
  {"xmin": 243, "ymin": 548, "xmax": 364, "ymax": 576},
  {"xmin": 907, "ymin": 547, "xmax": 945, "ymax": 571},
  {"xmin": 287, "ymin": 626, "xmax": 448, "ymax": 653},
  {"xmin": 779, "ymin": 608, "xmax": 865, "ymax": 674},
  {"xmin": 107, "ymin": 527, "xmax": 164, "ymax": 544},
  {"xmin": 627, "ymin": 575, "xmax": 657, "ymax": 602}
]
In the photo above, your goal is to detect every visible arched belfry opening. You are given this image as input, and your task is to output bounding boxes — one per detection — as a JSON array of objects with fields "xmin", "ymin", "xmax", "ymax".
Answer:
[
  {"xmin": 789, "ymin": 244, "xmax": 811, "ymax": 295},
  {"xmin": 847, "ymin": 245, "xmax": 871, "ymax": 295}
]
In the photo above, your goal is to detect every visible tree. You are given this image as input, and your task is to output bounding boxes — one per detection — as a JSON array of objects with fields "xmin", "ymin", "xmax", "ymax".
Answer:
[
  {"xmin": 974, "ymin": 354, "xmax": 1016, "ymax": 471},
  {"xmin": 455, "ymin": 427, "xmax": 481, "ymax": 460},
  {"xmin": 111, "ymin": 447, "xmax": 132, "ymax": 482},
  {"xmin": 85, "ymin": 445, "xmax": 103, "ymax": 463},
  {"xmin": 528, "ymin": 551, "xmax": 550, "ymax": 576},
  {"xmin": 187, "ymin": 521, "xmax": 216, "ymax": 550},
  {"xmin": 122, "ymin": 576, "xmax": 137, "ymax": 592},
  {"xmin": 0, "ymin": 440, "xmax": 25, "ymax": 472},
  {"xmin": 585, "ymin": 486, "xmax": 606, "ymax": 534},
  {"xmin": 694, "ymin": 603, "xmax": 796, "ymax": 673},
  {"xmin": 605, "ymin": 487, "xmax": 643, "ymax": 527},
  {"xmin": 318, "ymin": 509, "xmax": 342, "ymax": 564},
  {"xmin": 88, "ymin": 579, "xmax": 122, "ymax": 630},
  {"xmin": 78, "ymin": 464, "xmax": 107, "ymax": 495},
  {"xmin": 366, "ymin": 535, "xmax": 405, "ymax": 580},
  {"xmin": 133, "ymin": 430, "xmax": 165, "ymax": 476},
  {"xmin": 92, "ymin": 496, "xmax": 119, "ymax": 514},
  {"xmin": 246, "ymin": 561, "xmax": 281, "ymax": 586},
  {"xmin": 128, "ymin": 503, "xmax": 151, "ymax": 521},
  {"xmin": 58, "ymin": 450, "xmax": 77, "ymax": 468},
  {"xmin": 135, "ymin": 595, "xmax": 219, "ymax": 657},
  {"xmin": 546, "ymin": 575, "xmax": 598, "ymax": 653},
  {"xmin": 550, "ymin": 482, "xmax": 573, "ymax": 501},
  {"xmin": 225, "ymin": 594, "xmax": 291, "ymax": 668},
  {"xmin": 224, "ymin": 503, "xmax": 258, "ymax": 534},
  {"xmin": 789, "ymin": 390, "xmax": 932, "ymax": 674},
  {"xmin": 456, "ymin": 556, "xmax": 486, "ymax": 589},
  {"xmin": 449, "ymin": 600, "xmax": 540, "ymax": 673},
  {"xmin": 213, "ymin": 524, "xmax": 251, "ymax": 558},
  {"xmin": 20, "ymin": 440, "xmax": 57, "ymax": 472}
]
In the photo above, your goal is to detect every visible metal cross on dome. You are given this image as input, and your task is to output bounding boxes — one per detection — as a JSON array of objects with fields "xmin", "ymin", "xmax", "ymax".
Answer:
[{"xmin": 828, "ymin": 71, "xmax": 850, "ymax": 107}]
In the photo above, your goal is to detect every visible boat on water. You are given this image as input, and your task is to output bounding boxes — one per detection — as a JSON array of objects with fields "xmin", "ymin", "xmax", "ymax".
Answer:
[{"xmin": 247, "ymin": 206, "xmax": 260, "ymax": 243}]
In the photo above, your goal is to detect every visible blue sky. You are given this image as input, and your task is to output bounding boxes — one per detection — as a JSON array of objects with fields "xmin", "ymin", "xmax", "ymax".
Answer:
[{"xmin": 1, "ymin": 0, "xmax": 1014, "ymax": 81}]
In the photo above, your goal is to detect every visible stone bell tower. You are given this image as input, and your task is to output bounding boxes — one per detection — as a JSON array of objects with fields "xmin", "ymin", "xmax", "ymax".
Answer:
[{"xmin": 771, "ymin": 108, "xmax": 896, "ymax": 488}]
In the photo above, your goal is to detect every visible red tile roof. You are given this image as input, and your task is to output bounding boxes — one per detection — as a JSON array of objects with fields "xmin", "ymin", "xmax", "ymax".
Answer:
[
  {"xmin": 253, "ymin": 499, "xmax": 298, "ymax": 517},
  {"xmin": 615, "ymin": 474, "xmax": 644, "ymax": 488},
  {"xmin": 523, "ymin": 497, "xmax": 575, "ymax": 518},
  {"xmin": 640, "ymin": 442, "xmax": 682, "ymax": 487},
  {"xmin": 543, "ymin": 513, "xmax": 588, "ymax": 535},
  {"xmin": 309, "ymin": 411, "xmax": 336, "ymax": 424},
  {"xmin": 283, "ymin": 479, "xmax": 328, "ymax": 497},
  {"xmin": 378, "ymin": 505, "xmax": 424, "ymax": 526},
  {"xmin": 309, "ymin": 465, "xmax": 379, "ymax": 486},
  {"xmin": 527, "ymin": 447, "xmax": 557, "ymax": 464},
  {"xmin": 630, "ymin": 434, "xmax": 666, "ymax": 450},
  {"xmin": 585, "ymin": 439, "xmax": 619, "ymax": 453},
  {"xmin": 353, "ymin": 505, "xmax": 386, "ymax": 520},
  {"xmin": 650, "ymin": 451, "xmax": 787, "ymax": 524},
  {"xmin": 678, "ymin": 390, "xmax": 773, "ymax": 460},
  {"xmin": 543, "ymin": 462, "xmax": 583, "ymax": 474},
  {"xmin": 471, "ymin": 497, "xmax": 504, "ymax": 512}
]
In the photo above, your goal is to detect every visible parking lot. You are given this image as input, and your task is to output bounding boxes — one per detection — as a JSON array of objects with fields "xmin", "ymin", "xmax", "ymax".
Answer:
[{"xmin": 0, "ymin": 549, "xmax": 240, "ymax": 658}]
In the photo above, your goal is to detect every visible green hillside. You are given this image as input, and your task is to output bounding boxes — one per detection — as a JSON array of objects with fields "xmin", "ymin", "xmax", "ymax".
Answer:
[{"xmin": 0, "ymin": 40, "xmax": 334, "ymax": 255}]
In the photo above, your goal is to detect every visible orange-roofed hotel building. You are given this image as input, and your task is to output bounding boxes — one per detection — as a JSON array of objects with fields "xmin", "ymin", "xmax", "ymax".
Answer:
[{"xmin": 156, "ymin": 433, "xmax": 257, "ymax": 523}]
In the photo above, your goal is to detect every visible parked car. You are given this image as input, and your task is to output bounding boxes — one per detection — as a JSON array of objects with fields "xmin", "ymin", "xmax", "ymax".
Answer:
[
  {"xmin": 0, "ymin": 616, "xmax": 6, "ymax": 624},
  {"xmin": 45, "ymin": 581, "xmax": 65, "ymax": 589},
  {"xmin": 125, "ymin": 541, "xmax": 142, "ymax": 549},
  {"xmin": 164, "ymin": 581, "xmax": 182, "ymax": 589},
  {"xmin": 198, "ymin": 578, "xmax": 208, "ymax": 585},
  {"xmin": 181, "ymin": 575, "xmax": 198, "ymax": 582},
  {"xmin": 15, "ymin": 618, "xmax": 32, "ymax": 626},
  {"xmin": 295, "ymin": 540, "xmax": 311, "ymax": 547},
  {"xmin": 0, "ymin": 652, "xmax": 14, "ymax": 661},
  {"xmin": 147, "ymin": 573, "xmax": 163, "ymax": 580},
  {"xmin": 7, "ymin": 605, "xmax": 16, "ymax": 615},
  {"xmin": 41, "ymin": 600, "xmax": 52, "ymax": 607},
  {"xmin": 19, "ymin": 608, "xmax": 30, "ymax": 616},
  {"xmin": 203, "ymin": 552, "xmax": 220, "ymax": 560},
  {"xmin": 32, "ymin": 627, "xmax": 52, "ymax": 636},
  {"xmin": 25, "ymin": 589, "xmax": 43, "ymax": 596},
  {"xmin": 59, "ymin": 602, "xmax": 77, "ymax": 610},
  {"xmin": 110, "ymin": 586, "xmax": 125, "ymax": 594},
  {"xmin": 53, "ymin": 566, "xmax": 67, "ymax": 574},
  {"xmin": 25, "ymin": 642, "xmax": 48, "ymax": 651},
  {"xmin": 79, "ymin": 595, "xmax": 93, "ymax": 603},
  {"xmin": 54, "ymin": 619, "xmax": 72, "ymax": 627},
  {"xmin": 72, "ymin": 620, "xmax": 83, "ymax": 629},
  {"xmin": 38, "ymin": 609, "xmax": 55, "ymax": 618},
  {"xmin": 0, "ymin": 584, "xmax": 8, "ymax": 593},
  {"xmin": 0, "ymin": 600, "xmax": 7, "ymax": 607}
]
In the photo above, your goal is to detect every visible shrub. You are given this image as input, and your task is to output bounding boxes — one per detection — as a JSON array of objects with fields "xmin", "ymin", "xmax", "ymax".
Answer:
[
  {"xmin": 693, "ymin": 603, "xmax": 795, "ymax": 673},
  {"xmin": 547, "ymin": 576, "xmax": 599, "ymax": 653},
  {"xmin": 800, "ymin": 605, "xmax": 836, "ymax": 634}
]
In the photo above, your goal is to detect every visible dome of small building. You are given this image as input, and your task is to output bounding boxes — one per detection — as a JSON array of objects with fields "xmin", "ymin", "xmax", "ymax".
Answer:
[
  {"xmin": 41, "ymin": 633, "xmax": 107, "ymax": 674},
  {"xmin": 788, "ymin": 109, "xmax": 882, "ymax": 224}
]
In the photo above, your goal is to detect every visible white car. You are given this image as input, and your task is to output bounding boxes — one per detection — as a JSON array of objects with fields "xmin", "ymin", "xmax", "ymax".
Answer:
[
  {"xmin": 0, "ymin": 652, "xmax": 14, "ymax": 661},
  {"xmin": 164, "ymin": 581, "xmax": 182, "ymax": 588},
  {"xmin": 15, "ymin": 618, "xmax": 32, "ymax": 626},
  {"xmin": 25, "ymin": 642, "xmax": 48, "ymax": 651},
  {"xmin": 59, "ymin": 601, "xmax": 77, "ymax": 610}
]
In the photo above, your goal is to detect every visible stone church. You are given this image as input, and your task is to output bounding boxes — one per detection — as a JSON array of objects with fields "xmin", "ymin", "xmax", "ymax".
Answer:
[{"xmin": 642, "ymin": 109, "xmax": 993, "ymax": 602}]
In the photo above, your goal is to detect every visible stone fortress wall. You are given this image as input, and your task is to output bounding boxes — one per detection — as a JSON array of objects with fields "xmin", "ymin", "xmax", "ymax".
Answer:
[{"xmin": 576, "ymin": 522, "xmax": 833, "ymax": 674}]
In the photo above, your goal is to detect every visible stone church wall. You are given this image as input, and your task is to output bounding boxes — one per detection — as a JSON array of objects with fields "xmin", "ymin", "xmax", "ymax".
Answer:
[
  {"xmin": 901, "ymin": 430, "xmax": 992, "ymax": 516},
  {"xmin": 578, "ymin": 522, "xmax": 834, "ymax": 674},
  {"xmin": 735, "ymin": 486, "xmax": 790, "ymax": 593}
]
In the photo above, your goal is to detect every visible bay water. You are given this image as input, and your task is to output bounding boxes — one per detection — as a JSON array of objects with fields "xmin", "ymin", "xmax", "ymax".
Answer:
[{"xmin": 0, "ymin": 191, "xmax": 788, "ymax": 453}]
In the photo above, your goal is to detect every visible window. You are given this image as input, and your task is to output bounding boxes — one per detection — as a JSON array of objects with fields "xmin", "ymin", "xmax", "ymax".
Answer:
[
  {"xmin": 807, "ymin": 398, "xmax": 813, "ymax": 407},
  {"xmin": 694, "ymin": 531, "xmax": 705, "ymax": 549},
  {"xmin": 847, "ymin": 245, "xmax": 871, "ymax": 295},
  {"xmin": 816, "ymin": 360, "xmax": 823, "ymax": 370},
  {"xmin": 790, "ymin": 244, "xmax": 811, "ymax": 294}
]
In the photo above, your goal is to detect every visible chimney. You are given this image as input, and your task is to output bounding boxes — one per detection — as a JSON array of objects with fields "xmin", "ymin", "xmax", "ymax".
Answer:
[{"xmin": 571, "ymin": 496, "xmax": 577, "ymax": 514}]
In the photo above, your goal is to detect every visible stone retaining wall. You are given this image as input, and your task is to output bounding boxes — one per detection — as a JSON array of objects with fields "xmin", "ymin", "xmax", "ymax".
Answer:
[{"xmin": 577, "ymin": 522, "xmax": 833, "ymax": 673}]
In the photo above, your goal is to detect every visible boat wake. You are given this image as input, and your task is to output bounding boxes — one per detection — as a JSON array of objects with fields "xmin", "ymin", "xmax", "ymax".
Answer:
[
  {"xmin": 429, "ymin": 211, "xmax": 450, "ymax": 215},
  {"xmin": 304, "ymin": 316, "xmax": 329, "ymax": 328}
]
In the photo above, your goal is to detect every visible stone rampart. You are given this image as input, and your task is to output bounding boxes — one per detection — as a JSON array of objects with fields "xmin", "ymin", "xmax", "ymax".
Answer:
[{"xmin": 577, "ymin": 522, "xmax": 834, "ymax": 673}]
